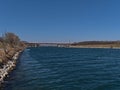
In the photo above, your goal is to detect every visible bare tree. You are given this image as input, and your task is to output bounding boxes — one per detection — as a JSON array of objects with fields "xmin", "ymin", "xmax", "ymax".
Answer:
[{"xmin": 3, "ymin": 32, "xmax": 20, "ymax": 47}]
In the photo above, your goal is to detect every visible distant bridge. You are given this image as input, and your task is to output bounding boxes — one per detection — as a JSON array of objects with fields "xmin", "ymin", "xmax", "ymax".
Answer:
[{"xmin": 26, "ymin": 43, "xmax": 70, "ymax": 47}]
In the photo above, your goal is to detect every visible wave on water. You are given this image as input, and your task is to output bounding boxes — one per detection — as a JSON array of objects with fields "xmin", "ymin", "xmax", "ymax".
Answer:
[{"xmin": 4, "ymin": 47, "xmax": 120, "ymax": 90}]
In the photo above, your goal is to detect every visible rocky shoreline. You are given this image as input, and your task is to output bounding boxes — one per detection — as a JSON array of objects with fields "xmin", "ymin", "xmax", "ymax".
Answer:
[{"xmin": 0, "ymin": 50, "xmax": 23, "ymax": 86}]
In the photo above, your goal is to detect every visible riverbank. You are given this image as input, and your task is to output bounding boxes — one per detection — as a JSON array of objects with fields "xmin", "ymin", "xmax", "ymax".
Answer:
[
  {"xmin": 69, "ymin": 45, "xmax": 120, "ymax": 49},
  {"xmin": 0, "ymin": 49, "xmax": 24, "ymax": 87},
  {"xmin": 70, "ymin": 41, "xmax": 120, "ymax": 49},
  {"xmin": 0, "ymin": 32, "xmax": 26, "ymax": 88}
]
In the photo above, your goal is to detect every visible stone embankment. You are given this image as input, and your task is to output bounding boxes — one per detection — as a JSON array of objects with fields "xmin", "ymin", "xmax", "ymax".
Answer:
[{"xmin": 0, "ymin": 50, "xmax": 23, "ymax": 85}]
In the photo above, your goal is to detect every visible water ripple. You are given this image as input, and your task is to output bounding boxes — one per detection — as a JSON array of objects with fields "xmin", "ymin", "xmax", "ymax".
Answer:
[{"xmin": 4, "ymin": 47, "xmax": 120, "ymax": 90}]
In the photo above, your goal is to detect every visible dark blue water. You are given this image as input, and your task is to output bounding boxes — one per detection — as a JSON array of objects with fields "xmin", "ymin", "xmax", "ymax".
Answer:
[{"xmin": 3, "ymin": 47, "xmax": 120, "ymax": 90}]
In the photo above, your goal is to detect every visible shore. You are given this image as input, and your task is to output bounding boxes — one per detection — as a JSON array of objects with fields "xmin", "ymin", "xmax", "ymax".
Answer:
[
  {"xmin": 69, "ymin": 45, "xmax": 120, "ymax": 49},
  {"xmin": 0, "ymin": 49, "xmax": 24, "ymax": 86}
]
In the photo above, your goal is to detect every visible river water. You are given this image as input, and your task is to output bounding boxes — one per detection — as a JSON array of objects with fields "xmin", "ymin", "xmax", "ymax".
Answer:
[{"xmin": 3, "ymin": 47, "xmax": 120, "ymax": 90}]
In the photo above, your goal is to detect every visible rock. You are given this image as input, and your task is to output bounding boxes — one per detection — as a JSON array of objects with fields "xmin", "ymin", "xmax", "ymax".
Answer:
[{"xmin": 0, "ymin": 50, "xmax": 23, "ymax": 85}]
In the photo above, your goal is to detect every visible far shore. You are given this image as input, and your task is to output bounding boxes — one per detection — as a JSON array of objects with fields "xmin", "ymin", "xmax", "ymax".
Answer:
[{"xmin": 68, "ymin": 45, "xmax": 120, "ymax": 49}]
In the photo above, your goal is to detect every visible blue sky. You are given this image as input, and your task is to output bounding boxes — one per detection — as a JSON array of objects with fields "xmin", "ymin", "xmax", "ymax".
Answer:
[{"xmin": 0, "ymin": 0, "xmax": 120, "ymax": 42}]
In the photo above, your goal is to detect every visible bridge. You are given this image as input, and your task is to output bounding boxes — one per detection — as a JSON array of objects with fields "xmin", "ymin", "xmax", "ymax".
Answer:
[{"xmin": 26, "ymin": 43, "xmax": 70, "ymax": 47}]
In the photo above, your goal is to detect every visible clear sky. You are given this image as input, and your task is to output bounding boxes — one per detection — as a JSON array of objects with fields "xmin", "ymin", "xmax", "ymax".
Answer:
[{"xmin": 0, "ymin": 0, "xmax": 120, "ymax": 43}]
